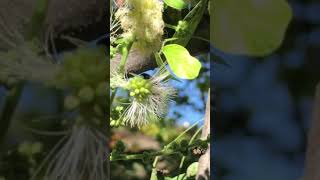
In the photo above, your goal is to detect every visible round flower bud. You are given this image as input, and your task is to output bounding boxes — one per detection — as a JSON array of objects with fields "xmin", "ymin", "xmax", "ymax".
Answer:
[
  {"xmin": 169, "ymin": 142, "xmax": 179, "ymax": 151},
  {"xmin": 6, "ymin": 77, "xmax": 19, "ymax": 89},
  {"xmin": 110, "ymin": 119, "xmax": 117, "ymax": 127},
  {"xmin": 128, "ymin": 76, "xmax": 152, "ymax": 102},
  {"xmin": 115, "ymin": 106, "xmax": 124, "ymax": 112},
  {"xmin": 64, "ymin": 95, "xmax": 80, "ymax": 110}
]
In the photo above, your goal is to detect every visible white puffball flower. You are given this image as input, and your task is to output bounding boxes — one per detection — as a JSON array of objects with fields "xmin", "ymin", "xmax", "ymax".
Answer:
[
  {"xmin": 115, "ymin": 0, "xmax": 164, "ymax": 56},
  {"xmin": 111, "ymin": 68, "xmax": 176, "ymax": 128}
]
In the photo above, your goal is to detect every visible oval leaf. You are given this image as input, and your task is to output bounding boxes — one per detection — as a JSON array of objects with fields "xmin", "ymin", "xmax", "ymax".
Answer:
[
  {"xmin": 186, "ymin": 162, "xmax": 199, "ymax": 177},
  {"xmin": 163, "ymin": 44, "xmax": 201, "ymax": 79},
  {"xmin": 212, "ymin": 0, "xmax": 292, "ymax": 56},
  {"xmin": 164, "ymin": 0, "xmax": 188, "ymax": 10}
]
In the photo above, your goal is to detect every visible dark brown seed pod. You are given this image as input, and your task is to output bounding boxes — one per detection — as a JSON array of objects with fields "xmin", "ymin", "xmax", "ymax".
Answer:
[
  {"xmin": 191, "ymin": 146, "xmax": 207, "ymax": 156},
  {"xmin": 157, "ymin": 168, "xmax": 170, "ymax": 176}
]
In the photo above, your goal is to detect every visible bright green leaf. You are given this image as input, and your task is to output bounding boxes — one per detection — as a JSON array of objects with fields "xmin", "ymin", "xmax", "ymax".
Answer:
[
  {"xmin": 164, "ymin": 0, "xmax": 188, "ymax": 10},
  {"xmin": 186, "ymin": 162, "xmax": 199, "ymax": 177},
  {"xmin": 212, "ymin": 0, "xmax": 292, "ymax": 56},
  {"xmin": 164, "ymin": 173, "xmax": 187, "ymax": 180},
  {"xmin": 163, "ymin": 44, "xmax": 201, "ymax": 80}
]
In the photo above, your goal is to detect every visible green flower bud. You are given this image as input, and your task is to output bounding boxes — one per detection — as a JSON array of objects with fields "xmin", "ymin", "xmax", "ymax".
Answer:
[
  {"xmin": 92, "ymin": 118, "xmax": 101, "ymax": 126},
  {"xmin": 75, "ymin": 116, "xmax": 85, "ymax": 125},
  {"xmin": 61, "ymin": 119, "xmax": 68, "ymax": 126},
  {"xmin": 64, "ymin": 95, "xmax": 80, "ymax": 110},
  {"xmin": 6, "ymin": 77, "xmax": 18, "ymax": 88},
  {"xmin": 176, "ymin": 20, "xmax": 188, "ymax": 33},
  {"xmin": 115, "ymin": 0, "xmax": 164, "ymax": 56},
  {"xmin": 142, "ymin": 152, "xmax": 152, "ymax": 163},
  {"xmin": 0, "ymin": 74, "xmax": 6, "ymax": 84},
  {"xmin": 199, "ymin": 141, "xmax": 208, "ymax": 150},
  {"xmin": 31, "ymin": 142, "xmax": 43, "ymax": 154},
  {"xmin": 115, "ymin": 106, "xmax": 124, "ymax": 112}
]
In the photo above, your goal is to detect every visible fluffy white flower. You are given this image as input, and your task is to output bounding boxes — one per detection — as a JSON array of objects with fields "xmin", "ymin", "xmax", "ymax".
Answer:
[
  {"xmin": 112, "ymin": 68, "xmax": 176, "ymax": 128},
  {"xmin": 115, "ymin": 0, "xmax": 164, "ymax": 56}
]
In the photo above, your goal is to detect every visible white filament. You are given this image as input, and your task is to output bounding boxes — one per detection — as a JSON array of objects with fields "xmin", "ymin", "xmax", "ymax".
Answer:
[{"xmin": 33, "ymin": 126, "xmax": 108, "ymax": 180}]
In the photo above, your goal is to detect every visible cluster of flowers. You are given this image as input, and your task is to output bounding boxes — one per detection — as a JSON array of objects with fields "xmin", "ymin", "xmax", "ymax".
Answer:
[{"xmin": 111, "ymin": 0, "xmax": 176, "ymax": 128}]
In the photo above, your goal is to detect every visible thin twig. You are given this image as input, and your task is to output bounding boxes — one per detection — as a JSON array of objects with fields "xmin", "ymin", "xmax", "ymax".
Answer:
[
  {"xmin": 178, "ymin": 126, "xmax": 203, "ymax": 180},
  {"xmin": 196, "ymin": 89, "xmax": 210, "ymax": 180}
]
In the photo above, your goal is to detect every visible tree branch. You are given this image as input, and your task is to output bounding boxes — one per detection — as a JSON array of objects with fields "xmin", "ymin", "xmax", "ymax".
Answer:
[
  {"xmin": 196, "ymin": 89, "xmax": 210, "ymax": 180},
  {"xmin": 45, "ymin": 0, "xmax": 106, "ymax": 33},
  {"xmin": 304, "ymin": 82, "xmax": 320, "ymax": 180},
  {"xmin": 111, "ymin": 49, "xmax": 157, "ymax": 74},
  {"xmin": 110, "ymin": 150, "xmax": 179, "ymax": 162}
]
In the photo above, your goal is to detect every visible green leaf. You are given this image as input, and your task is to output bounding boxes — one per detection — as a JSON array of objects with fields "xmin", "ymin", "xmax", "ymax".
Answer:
[
  {"xmin": 186, "ymin": 162, "xmax": 198, "ymax": 177},
  {"xmin": 212, "ymin": 0, "xmax": 292, "ymax": 56},
  {"xmin": 163, "ymin": 44, "xmax": 201, "ymax": 80},
  {"xmin": 164, "ymin": 0, "xmax": 188, "ymax": 10},
  {"xmin": 164, "ymin": 173, "xmax": 189, "ymax": 180}
]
